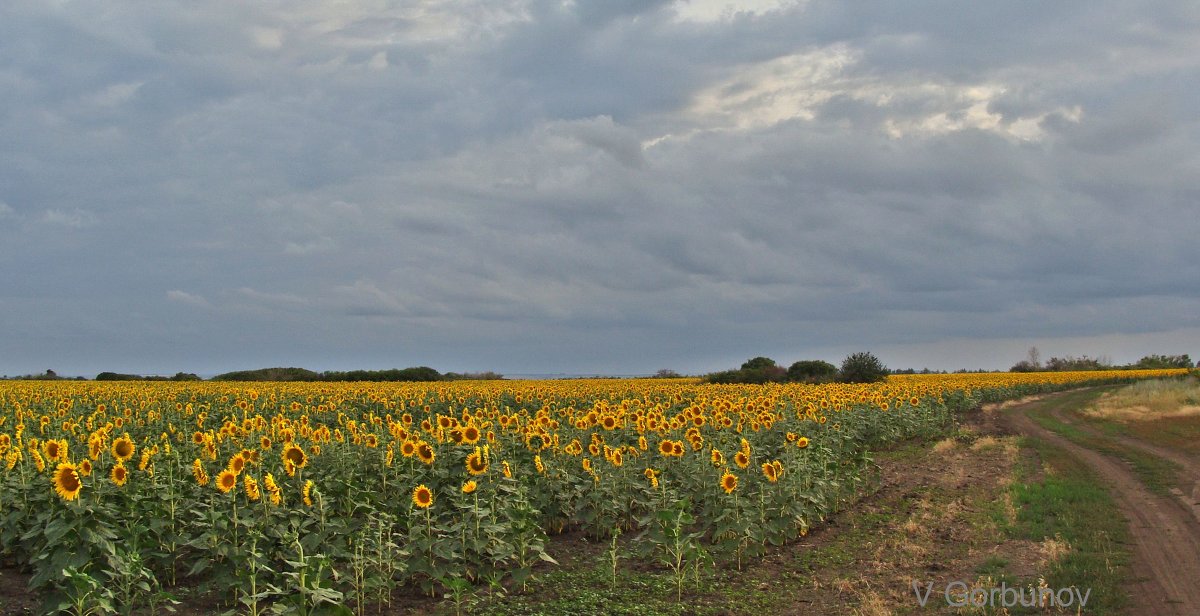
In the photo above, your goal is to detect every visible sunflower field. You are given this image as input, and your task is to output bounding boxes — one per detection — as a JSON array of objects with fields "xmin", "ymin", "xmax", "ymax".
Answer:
[{"xmin": 0, "ymin": 369, "xmax": 1185, "ymax": 614}]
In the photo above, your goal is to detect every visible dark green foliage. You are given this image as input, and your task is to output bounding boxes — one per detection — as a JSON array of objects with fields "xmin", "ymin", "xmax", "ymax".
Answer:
[
  {"xmin": 1135, "ymin": 354, "xmax": 1193, "ymax": 369},
  {"xmin": 442, "ymin": 371, "xmax": 506, "ymax": 380},
  {"xmin": 787, "ymin": 360, "xmax": 837, "ymax": 383},
  {"xmin": 740, "ymin": 357, "xmax": 777, "ymax": 371},
  {"xmin": 703, "ymin": 358, "xmax": 787, "ymax": 384},
  {"xmin": 321, "ymin": 367, "xmax": 442, "ymax": 382},
  {"xmin": 95, "ymin": 372, "xmax": 144, "ymax": 381},
  {"xmin": 837, "ymin": 352, "xmax": 888, "ymax": 383},
  {"xmin": 1044, "ymin": 355, "xmax": 1110, "ymax": 371},
  {"xmin": 214, "ymin": 367, "xmax": 324, "ymax": 381},
  {"xmin": 1009, "ymin": 361, "xmax": 1038, "ymax": 373}
]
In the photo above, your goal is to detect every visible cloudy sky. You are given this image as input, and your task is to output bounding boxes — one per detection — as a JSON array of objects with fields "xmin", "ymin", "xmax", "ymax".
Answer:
[{"xmin": 1, "ymin": 0, "xmax": 1198, "ymax": 377}]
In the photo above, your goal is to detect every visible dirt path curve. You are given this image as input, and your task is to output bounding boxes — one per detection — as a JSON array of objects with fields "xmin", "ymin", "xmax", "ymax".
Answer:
[
  {"xmin": 1046, "ymin": 405, "xmax": 1200, "ymax": 523},
  {"xmin": 1004, "ymin": 393, "xmax": 1200, "ymax": 616}
]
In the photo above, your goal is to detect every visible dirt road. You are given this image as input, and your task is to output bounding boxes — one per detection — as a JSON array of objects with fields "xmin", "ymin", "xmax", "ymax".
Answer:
[{"xmin": 1004, "ymin": 393, "xmax": 1200, "ymax": 615}]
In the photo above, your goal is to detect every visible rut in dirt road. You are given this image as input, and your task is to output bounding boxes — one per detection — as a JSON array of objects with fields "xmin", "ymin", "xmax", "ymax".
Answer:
[
  {"xmin": 1046, "ymin": 406, "xmax": 1200, "ymax": 524},
  {"xmin": 1006, "ymin": 395, "xmax": 1200, "ymax": 616}
]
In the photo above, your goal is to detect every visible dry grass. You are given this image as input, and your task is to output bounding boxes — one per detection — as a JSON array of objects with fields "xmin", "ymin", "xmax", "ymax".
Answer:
[
  {"xmin": 932, "ymin": 438, "xmax": 959, "ymax": 453},
  {"xmin": 853, "ymin": 590, "xmax": 893, "ymax": 616},
  {"xmin": 1038, "ymin": 535, "xmax": 1072, "ymax": 568},
  {"xmin": 1083, "ymin": 378, "xmax": 1200, "ymax": 421}
]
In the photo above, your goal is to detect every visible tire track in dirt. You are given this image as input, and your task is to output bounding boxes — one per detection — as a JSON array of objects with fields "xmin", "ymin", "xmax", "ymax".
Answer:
[
  {"xmin": 1005, "ymin": 394, "xmax": 1200, "ymax": 616},
  {"xmin": 1046, "ymin": 406, "xmax": 1200, "ymax": 523}
]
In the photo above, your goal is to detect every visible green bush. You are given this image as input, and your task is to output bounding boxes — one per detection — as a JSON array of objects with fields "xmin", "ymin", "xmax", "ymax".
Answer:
[
  {"xmin": 787, "ymin": 360, "xmax": 837, "ymax": 383},
  {"xmin": 838, "ymin": 352, "xmax": 888, "ymax": 383}
]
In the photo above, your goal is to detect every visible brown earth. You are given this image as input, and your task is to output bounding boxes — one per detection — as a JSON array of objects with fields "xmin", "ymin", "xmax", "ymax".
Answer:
[
  {"xmin": 1002, "ymin": 394, "xmax": 1200, "ymax": 616},
  {"xmin": 1046, "ymin": 404, "xmax": 1200, "ymax": 523}
]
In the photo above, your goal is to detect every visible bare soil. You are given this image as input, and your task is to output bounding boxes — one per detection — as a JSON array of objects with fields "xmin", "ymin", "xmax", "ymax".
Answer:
[{"xmin": 1003, "ymin": 395, "xmax": 1200, "ymax": 615}]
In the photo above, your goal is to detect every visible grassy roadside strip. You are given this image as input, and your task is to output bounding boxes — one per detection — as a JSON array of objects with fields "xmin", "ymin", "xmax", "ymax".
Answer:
[
  {"xmin": 1023, "ymin": 388, "xmax": 1183, "ymax": 497},
  {"xmin": 1002, "ymin": 434, "xmax": 1131, "ymax": 615}
]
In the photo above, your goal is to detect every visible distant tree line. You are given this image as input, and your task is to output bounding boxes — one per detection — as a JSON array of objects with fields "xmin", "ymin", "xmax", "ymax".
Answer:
[
  {"xmin": 1010, "ymin": 348, "xmax": 1193, "ymax": 373},
  {"xmin": 96, "ymin": 372, "xmax": 202, "ymax": 381},
  {"xmin": 211, "ymin": 367, "xmax": 503, "ymax": 382},
  {"xmin": 703, "ymin": 352, "xmax": 889, "ymax": 385}
]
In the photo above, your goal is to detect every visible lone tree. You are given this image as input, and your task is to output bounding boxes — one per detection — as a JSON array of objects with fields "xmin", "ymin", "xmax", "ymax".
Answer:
[{"xmin": 838, "ymin": 352, "xmax": 888, "ymax": 383}]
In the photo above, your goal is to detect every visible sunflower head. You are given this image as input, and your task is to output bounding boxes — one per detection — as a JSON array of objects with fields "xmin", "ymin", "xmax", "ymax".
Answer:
[
  {"xmin": 216, "ymin": 469, "xmax": 237, "ymax": 494},
  {"xmin": 112, "ymin": 435, "xmax": 135, "ymax": 462},
  {"xmin": 720, "ymin": 470, "xmax": 738, "ymax": 494},
  {"xmin": 111, "ymin": 463, "xmax": 129, "ymax": 487},
  {"xmin": 412, "ymin": 484, "xmax": 434, "ymax": 509},
  {"xmin": 734, "ymin": 451, "xmax": 750, "ymax": 469},
  {"xmin": 192, "ymin": 459, "xmax": 209, "ymax": 485},
  {"xmin": 228, "ymin": 453, "xmax": 246, "ymax": 475},
  {"xmin": 303, "ymin": 480, "xmax": 315, "ymax": 507},
  {"xmin": 416, "ymin": 442, "xmax": 435, "ymax": 465},
  {"xmin": 244, "ymin": 475, "xmax": 261, "ymax": 501},
  {"xmin": 282, "ymin": 444, "xmax": 308, "ymax": 469},
  {"xmin": 53, "ymin": 462, "xmax": 82, "ymax": 501},
  {"xmin": 465, "ymin": 448, "xmax": 489, "ymax": 475},
  {"xmin": 796, "ymin": 436, "xmax": 810, "ymax": 449},
  {"xmin": 462, "ymin": 480, "xmax": 477, "ymax": 494},
  {"xmin": 762, "ymin": 461, "xmax": 779, "ymax": 482}
]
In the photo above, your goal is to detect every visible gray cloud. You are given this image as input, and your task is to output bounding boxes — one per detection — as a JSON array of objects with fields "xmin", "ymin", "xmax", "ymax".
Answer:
[{"xmin": 1, "ymin": 0, "xmax": 1197, "ymax": 376}]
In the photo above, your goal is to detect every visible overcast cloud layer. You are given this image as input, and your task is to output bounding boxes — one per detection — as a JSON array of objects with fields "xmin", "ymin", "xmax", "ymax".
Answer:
[{"xmin": 2, "ymin": 0, "xmax": 1198, "ymax": 376}]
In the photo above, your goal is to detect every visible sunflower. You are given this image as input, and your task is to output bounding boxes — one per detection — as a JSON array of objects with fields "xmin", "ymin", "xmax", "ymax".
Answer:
[
  {"xmin": 416, "ymin": 442, "xmax": 435, "ymax": 466},
  {"xmin": 671, "ymin": 441, "xmax": 685, "ymax": 457},
  {"xmin": 400, "ymin": 440, "xmax": 417, "ymax": 457},
  {"xmin": 44, "ymin": 439, "xmax": 65, "ymax": 463},
  {"xmin": 216, "ymin": 469, "xmax": 237, "ymax": 493},
  {"xmin": 32, "ymin": 450, "xmax": 46, "ymax": 472},
  {"xmin": 501, "ymin": 460, "xmax": 512, "ymax": 479},
  {"xmin": 610, "ymin": 449, "xmax": 623, "ymax": 467},
  {"xmin": 228, "ymin": 453, "xmax": 246, "ymax": 475},
  {"xmin": 733, "ymin": 451, "xmax": 750, "ymax": 469},
  {"xmin": 658, "ymin": 439, "xmax": 674, "ymax": 457},
  {"xmin": 582, "ymin": 458, "xmax": 593, "ymax": 473},
  {"xmin": 644, "ymin": 467, "xmax": 659, "ymax": 488},
  {"xmin": 53, "ymin": 462, "xmax": 83, "ymax": 501},
  {"xmin": 638, "ymin": 436, "xmax": 648, "ymax": 451},
  {"xmin": 192, "ymin": 459, "xmax": 209, "ymax": 486},
  {"xmin": 796, "ymin": 436, "xmax": 809, "ymax": 449},
  {"xmin": 260, "ymin": 436, "xmax": 272, "ymax": 450},
  {"xmin": 465, "ymin": 447, "xmax": 489, "ymax": 475},
  {"xmin": 244, "ymin": 475, "xmax": 261, "ymax": 501},
  {"xmin": 303, "ymin": 480, "xmax": 315, "ymax": 507},
  {"xmin": 720, "ymin": 470, "xmax": 738, "ymax": 494},
  {"xmin": 462, "ymin": 480, "xmax": 478, "ymax": 494},
  {"xmin": 762, "ymin": 461, "xmax": 779, "ymax": 482},
  {"xmin": 192, "ymin": 431, "xmax": 206, "ymax": 445},
  {"xmin": 462, "ymin": 425, "xmax": 481, "ymax": 445},
  {"xmin": 412, "ymin": 484, "xmax": 434, "ymax": 509},
  {"xmin": 111, "ymin": 463, "xmax": 129, "ymax": 487},
  {"xmin": 78, "ymin": 459, "xmax": 92, "ymax": 477},
  {"xmin": 282, "ymin": 444, "xmax": 308, "ymax": 469},
  {"xmin": 534, "ymin": 454, "xmax": 545, "ymax": 474},
  {"xmin": 111, "ymin": 435, "xmax": 135, "ymax": 463},
  {"xmin": 710, "ymin": 449, "xmax": 724, "ymax": 467}
]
